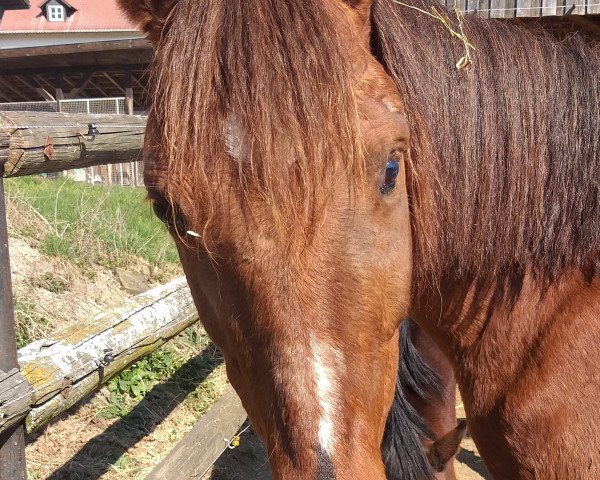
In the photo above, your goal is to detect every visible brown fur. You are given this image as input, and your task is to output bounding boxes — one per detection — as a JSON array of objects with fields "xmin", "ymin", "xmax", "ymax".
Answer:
[
  {"xmin": 118, "ymin": 0, "xmax": 178, "ymax": 43},
  {"xmin": 144, "ymin": 0, "xmax": 364, "ymax": 251}
]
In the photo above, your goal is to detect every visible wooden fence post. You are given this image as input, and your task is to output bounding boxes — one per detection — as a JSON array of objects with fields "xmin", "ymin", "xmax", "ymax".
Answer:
[{"xmin": 0, "ymin": 173, "xmax": 27, "ymax": 480}]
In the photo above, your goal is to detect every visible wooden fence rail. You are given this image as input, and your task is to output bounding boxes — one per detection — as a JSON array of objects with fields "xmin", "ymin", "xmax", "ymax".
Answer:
[
  {"xmin": 147, "ymin": 386, "xmax": 248, "ymax": 480},
  {"xmin": 0, "ymin": 111, "xmax": 146, "ymax": 178},
  {"xmin": 0, "ymin": 277, "xmax": 197, "ymax": 436}
]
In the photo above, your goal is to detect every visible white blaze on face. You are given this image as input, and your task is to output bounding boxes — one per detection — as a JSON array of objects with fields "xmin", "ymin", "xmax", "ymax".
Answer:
[{"xmin": 311, "ymin": 337, "xmax": 342, "ymax": 455}]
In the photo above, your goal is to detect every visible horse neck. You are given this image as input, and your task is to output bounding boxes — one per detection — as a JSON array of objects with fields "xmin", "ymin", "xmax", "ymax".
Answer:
[{"xmin": 373, "ymin": 0, "xmax": 600, "ymax": 287}]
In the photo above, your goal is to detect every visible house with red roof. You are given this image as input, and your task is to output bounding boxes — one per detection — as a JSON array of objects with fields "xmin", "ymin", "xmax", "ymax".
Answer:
[{"xmin": 0, "ymin": 0, "xmax": 142, "ymax": 49}]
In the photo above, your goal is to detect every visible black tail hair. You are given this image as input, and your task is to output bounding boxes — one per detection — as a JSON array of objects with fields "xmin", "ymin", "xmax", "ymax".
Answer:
[{"xmin": 381, "ymin": 319, "xmax": 442, "ymax": 480}]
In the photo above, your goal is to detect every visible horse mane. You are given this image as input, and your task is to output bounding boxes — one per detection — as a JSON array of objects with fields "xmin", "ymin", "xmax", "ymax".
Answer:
[
  {"xmin": 149, "ymin": 0, "xmax": 362, "ymax": 244},
  {"xmin": 382, "ymin": 319, "xmax": 443, "ymax": 480},
  {"xmin": 372, "ymin": 0, "xmax": 600, "ymax": 286}
]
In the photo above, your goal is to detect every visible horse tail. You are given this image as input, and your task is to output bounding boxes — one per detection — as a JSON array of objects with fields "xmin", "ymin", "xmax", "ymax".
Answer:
[{"xmin": 381, "ymin": 319, "xmax": 442, "ymax": 480}]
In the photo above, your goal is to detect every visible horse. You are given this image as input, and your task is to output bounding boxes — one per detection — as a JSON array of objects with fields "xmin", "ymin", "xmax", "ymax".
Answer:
[
  {"xmin": 119, "ymin": 0, "xmax": 600, "ymax": 478},
  {"xmin": 120, "ymin": 0, "xmax": 462, "ymax": 477}
]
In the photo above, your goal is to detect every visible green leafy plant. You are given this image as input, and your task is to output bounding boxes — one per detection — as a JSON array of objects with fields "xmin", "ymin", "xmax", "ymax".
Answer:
[{"xmin": 99, "ymin": 349, "xmax": 181, "ymax": 419}]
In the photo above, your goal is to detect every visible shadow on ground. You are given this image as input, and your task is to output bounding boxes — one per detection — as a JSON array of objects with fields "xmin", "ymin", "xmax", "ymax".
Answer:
[
  {"xmin": 205, "ymin": 425, "xmax": 271, "ymax": 480},
  {"xmin": 47, "ymin": 344, "xmax": 223, "ymax": 480},
  {"xmin": 456, "ymin": 447, "xmax": 491, "ymax": 479}
]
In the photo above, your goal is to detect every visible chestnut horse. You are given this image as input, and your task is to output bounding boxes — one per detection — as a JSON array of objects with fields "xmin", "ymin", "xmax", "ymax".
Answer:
[{"xmin": 119, "ymin": 0, "xmax": 600, "ymax": 478}]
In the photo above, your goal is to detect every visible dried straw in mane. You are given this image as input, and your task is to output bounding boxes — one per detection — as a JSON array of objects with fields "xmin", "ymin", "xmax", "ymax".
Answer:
[
  {"xmin": 373, "ymin": 0, "xmax": 600, "ymax": 285},
  {"xmin": 150, "ymin": 0, "xmax": 362, "ymax": 243}
]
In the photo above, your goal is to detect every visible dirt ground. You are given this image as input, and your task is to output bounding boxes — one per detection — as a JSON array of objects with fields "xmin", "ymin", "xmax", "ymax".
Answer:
[{"xmin": 203, "ymin": 401, "xmax": 491, "ymax": 480}]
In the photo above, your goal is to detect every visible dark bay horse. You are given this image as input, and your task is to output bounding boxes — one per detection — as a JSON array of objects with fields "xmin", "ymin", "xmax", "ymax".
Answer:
[{"xmin": 119, "ymin": 0, "xmax": 600, "ymax": 478}]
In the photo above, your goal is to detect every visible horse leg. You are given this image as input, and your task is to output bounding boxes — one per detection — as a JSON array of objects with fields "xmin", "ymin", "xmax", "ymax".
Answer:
[
  {"xmin": 382, "ymin": 319, "xmax": 464, "ymax": 480},
  {"xmin": 404, "ymin": 319, "xmax": 465, "ymax": 478}
]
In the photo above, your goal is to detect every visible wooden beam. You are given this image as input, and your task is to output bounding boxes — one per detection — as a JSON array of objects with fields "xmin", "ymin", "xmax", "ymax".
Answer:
[
  {"xmin": 102, "ymin": 72, "xmax": 126, "ymax": 95},
  {"xmin": 125, "ymin": 87, "xmax": 134, "ymax": 115},
  {"xmin": 55, "ymin": 87, "xmax": 64, "ymax": 113},
  {"xmin": 35, "ymin": 75, "xmax": 56, "ymax": 94},
  {"xmin": 0, "ymin": 171, "xmax": 28, "ymax": 480},
  {"xmin": 87, "ymin": 79, "xmax": 110, "ymax": 97},
  {"xmin": 0, "ymin": 277, "xmax": 197, "ymax": 435},
  {"xmin": 60, "ymin": 75, "xmax": 76, "ymax": 90},
  {"xmin": 66, "ymin": 72, "xmax": 94, "ymax": 99},
  {"xmin": 0, "ymin": 77, "xmax": 30, "ymax": 102},
  {"xmin": 0, "ymin": 111, "xmax": 147, "ymax": 177},
  {"xmin": 24, "ymin": 76, "xmax": 55, "ymax": 101},
  {"xmin": 0, "ymin": 39, "xmax": 150, "ymax": 62},
  {"xmin": 0, "ymin": 89, "xmax": 12, "ymax": 102},
  {"xmin": 146, "ymin": 386, "xmax": 248, "ymax": 480},
  {"xmin": 0, "ymin": 64, "xmax": 148, "ymax": 78},
  {"xmin": 131, "ymin": 73, "xmax": 147, "ymax": 93}
]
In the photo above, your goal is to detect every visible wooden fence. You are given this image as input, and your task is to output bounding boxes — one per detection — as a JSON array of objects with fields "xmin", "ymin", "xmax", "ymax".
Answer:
[
  {"xmin": 0, "ymin": 111, "xmax": 248, "ymax": 480},
  {"xmin": 443, "ymin": 0, "xmax": 600, "ymax": 16}
]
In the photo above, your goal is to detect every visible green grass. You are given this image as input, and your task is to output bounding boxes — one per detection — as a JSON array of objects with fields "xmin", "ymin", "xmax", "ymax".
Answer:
[
  {"xmin": 13, "ymin": 295, "xmax": 51, "ymax": 349},
  {"xmin": 5, "ymin": 177, "xmax": 179, "ymax": 269}
]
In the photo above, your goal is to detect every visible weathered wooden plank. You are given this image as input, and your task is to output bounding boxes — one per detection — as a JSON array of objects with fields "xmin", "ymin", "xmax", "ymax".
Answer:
[
  {"xmin": 466, "ymin": 0, "xmax": 491, "ymax": 17},
  {"xmin": 564, "ymin": 0, "xmax": 586, "ymax": 15},
  {"xmin": 0, "ymin": 111, "xmax": 146, "ymax": 177},
  {"xmin": 0, "ymin": 277, "xmax": 198, "ymax": 435},
  {"xmin": 0, "ymin": 369, "xmax": 33, "ymax": 433},
  {"xmin": 446, "ymin": 0, "xmax": 467, "ymax": 13},
  {"xmin": 517, "ymin": 0, "xmax": 541, "ymax": 16},
  {"xmin": 489, "ymin": 0, "xmax": 515, "ymax": 18},
  {"xmin": 541, "ymin": 0, "xmax": 564, "ymax": 16},
  {"xmin": 146, "ymin": 386, "xmax": 248, "ymax": 480},
  {"xmin": 588, "ymin": 0, "xmax": 600, "ymax": 14},
  {"xmin": 565, "ymin": 0, "xmax": 586, "ymax": 14}
]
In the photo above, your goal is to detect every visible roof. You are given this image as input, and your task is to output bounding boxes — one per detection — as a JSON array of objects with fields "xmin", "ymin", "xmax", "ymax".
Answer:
[
  {"xmin": 0, "ymin": 0, "xmax": 139, "ymax": 33},
  {"xmin": 2, "ymin": 0, "xmax": 31, "ymax": 9}
]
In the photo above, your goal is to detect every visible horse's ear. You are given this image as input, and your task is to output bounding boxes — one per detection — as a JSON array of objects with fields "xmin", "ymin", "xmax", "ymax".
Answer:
[
  {"xmin": 426, "ymin": 420, "xmax": 468, "ymax": 472},
  {"xmin": 118, "ymin": 0, "xmax": 179, "ymax": 45}
]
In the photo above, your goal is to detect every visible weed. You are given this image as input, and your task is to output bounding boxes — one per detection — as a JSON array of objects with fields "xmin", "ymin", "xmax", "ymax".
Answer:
[
  {"xmin": 13, "ymin": 296, "xmax": 52, "ymax": 349},
  {"xmin": 33, "ymin": 272, "xmax": 72, "ymax": 294},
  {"xmin": 97, "ymin": 326, "xmax": 221, "ymax": 420},
  {"xmin": 98, "ymin": 350, "xmax": 175, "ymax": 419}
]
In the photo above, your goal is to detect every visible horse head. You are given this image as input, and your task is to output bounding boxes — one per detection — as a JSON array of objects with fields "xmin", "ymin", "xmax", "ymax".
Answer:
[{"xmin": 119, "ymin": 0, "xmax": 439, "ymax": 478}]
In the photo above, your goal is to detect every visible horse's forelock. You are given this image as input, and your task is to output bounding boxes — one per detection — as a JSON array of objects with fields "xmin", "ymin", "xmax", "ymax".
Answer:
[{"xmin": 149, "ymin": 0, "xmax": 363, "ymax": 244}]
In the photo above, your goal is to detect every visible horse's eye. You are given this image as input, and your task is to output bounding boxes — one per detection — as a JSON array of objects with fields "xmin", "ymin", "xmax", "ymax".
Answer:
[
  {"xmin": 151, "ymin": 198, "xmax": 188, "ymax": 235},
  {"xmin": 380, "ymin": 157, "xmax": 400, "ymax": 194}
]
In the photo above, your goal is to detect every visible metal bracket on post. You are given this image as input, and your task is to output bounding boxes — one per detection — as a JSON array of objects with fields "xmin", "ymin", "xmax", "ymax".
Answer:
[{"xmin": 0, "ymin": 165, "xmax": 27, "ymax": 480}]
